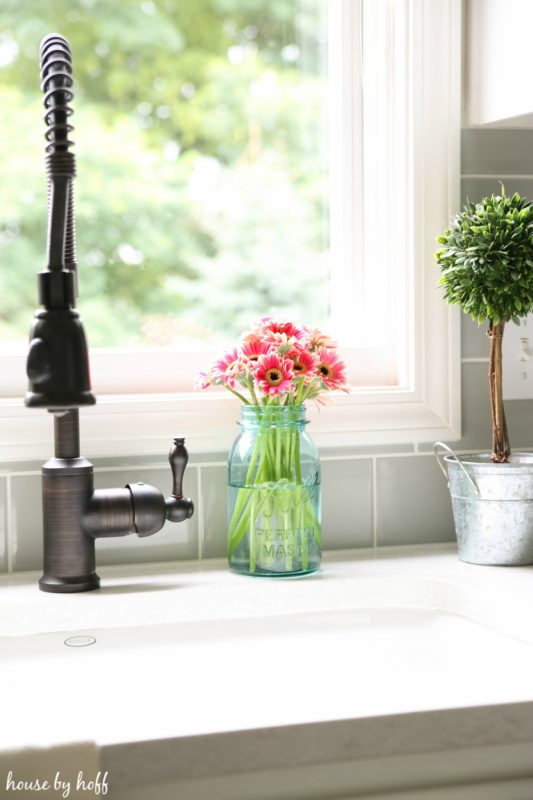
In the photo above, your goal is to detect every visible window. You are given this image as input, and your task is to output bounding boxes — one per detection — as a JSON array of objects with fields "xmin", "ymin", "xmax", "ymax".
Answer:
[
  {"xmin": 0, "ymin": 0, "xmax": 461, "ymax": 460},
  {"xmin": 1, "ymin": 2, "xmax": 330, "ymax": 365}
]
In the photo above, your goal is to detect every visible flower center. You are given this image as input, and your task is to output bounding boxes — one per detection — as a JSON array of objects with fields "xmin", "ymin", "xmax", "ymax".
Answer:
[
  {"xmin": 293, "ymin": 361, "xmax": 304, "ymax": 372},
  {"xmin": 319, "ymin": 364, "xmax": 332, "ymax": 378},
  {"xmin": 266, "ymin": 368, "xmax": 283, "ymax": 385}
]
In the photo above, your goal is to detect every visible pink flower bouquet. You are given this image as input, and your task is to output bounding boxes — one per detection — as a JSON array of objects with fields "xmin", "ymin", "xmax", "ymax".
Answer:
[
  {"xmin": 197, "ymin": 316, "xmax": 348, "ymax": 403},
  {"xmin": 197, "ymin": 317, "xmax": 349, "ymax": 575}
]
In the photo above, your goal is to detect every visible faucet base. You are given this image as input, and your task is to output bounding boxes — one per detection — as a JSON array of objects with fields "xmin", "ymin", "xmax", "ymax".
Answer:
[{"xmin": 39, "ymin": 572, "xmax": 100, "ymax": 593}]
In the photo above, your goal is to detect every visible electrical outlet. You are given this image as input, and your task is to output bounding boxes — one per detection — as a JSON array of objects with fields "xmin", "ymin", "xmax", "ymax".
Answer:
[{"xmin": 502, "ymin": 314, "xmax": 533, "ymax": 400}]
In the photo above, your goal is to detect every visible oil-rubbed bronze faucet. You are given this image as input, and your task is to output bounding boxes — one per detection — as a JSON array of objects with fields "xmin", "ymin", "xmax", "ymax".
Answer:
[{"xmin": 25, "ymin": 34, "xmax": 193, "ymax": 593}]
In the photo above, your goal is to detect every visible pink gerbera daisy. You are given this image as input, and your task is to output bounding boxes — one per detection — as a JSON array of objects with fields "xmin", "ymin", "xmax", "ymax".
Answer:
[
  {"xmin": 194, "ymin": 370, "xmax": 213, "ymax": 390},
  {"xmin": 315, "ymin": 348, "xmax": 348, "ymax": 390},
  {"xmin": 240, "ymin": 338, "xmax": 271, "ymax": 364},
  {"xmin": 256, "ymin": 316, "xmax": 306, "ymax": 341},
  {"xmin": 289, "ymin": 346, "xmax": 316, "ymax": 379},
  {"xmin": 212, "ymin": 348, "xmax": 242, "ymax": 389},
  {"xmin": 261, "ymin": 330, "xmax": 297, "ymax": 354},
  {"xmin": 254, "ymin": 352, "xmax": 294, "ymax": 397},
  {"xmin": 305, "ymin": 326, "xmax": 338, "ymax": 352}
]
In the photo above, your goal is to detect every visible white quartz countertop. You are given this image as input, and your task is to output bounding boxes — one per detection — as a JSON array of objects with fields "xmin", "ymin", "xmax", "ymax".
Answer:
[
  {"xmin": 1, "ymin": 543, "xmax": 533, "ymax": 642},
  {"xmin": 1, "ymin": 545, "xmax": 533, "ymax": 796}
]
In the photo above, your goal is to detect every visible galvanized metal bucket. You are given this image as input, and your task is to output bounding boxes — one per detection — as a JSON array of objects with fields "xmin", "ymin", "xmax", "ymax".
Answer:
[{"xmin": 434, "ymin": 442, "xmax": 533, "ymax": 566}]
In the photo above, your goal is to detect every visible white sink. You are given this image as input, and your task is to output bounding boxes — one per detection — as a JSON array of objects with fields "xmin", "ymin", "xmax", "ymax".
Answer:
[
  {"xmin": 2, "ymin": 547, "xmax": 533, "ymax": 800},
  {"xmin": 2, "ymin": 603, "xmax": 533, "ymax": 750}
]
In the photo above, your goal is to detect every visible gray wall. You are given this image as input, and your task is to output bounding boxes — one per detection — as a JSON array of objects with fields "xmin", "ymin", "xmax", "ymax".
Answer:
[{"xmin": 1, "ymin": 129, "xmax": 533, "ymax": 572}]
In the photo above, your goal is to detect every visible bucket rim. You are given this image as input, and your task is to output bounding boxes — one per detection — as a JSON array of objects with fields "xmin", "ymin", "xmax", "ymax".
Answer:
[{"xmin": 444, "ymin": 452, "xmax": 533, "ymax": 470}]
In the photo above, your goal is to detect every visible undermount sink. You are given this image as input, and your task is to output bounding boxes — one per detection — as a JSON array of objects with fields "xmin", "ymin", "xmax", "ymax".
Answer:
[
  {"xmin": 2, "ymin": 587, "xmax": 533, "ymax": 750},
  {"xmin": 2, "ymin": 547, "xmax": 533, "ymax": 800}
]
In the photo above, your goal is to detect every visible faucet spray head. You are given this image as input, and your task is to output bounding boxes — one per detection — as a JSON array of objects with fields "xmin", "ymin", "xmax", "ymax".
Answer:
[{"xmin": 25, "ymin": 34, "xmax": 95, "ymax": 410}]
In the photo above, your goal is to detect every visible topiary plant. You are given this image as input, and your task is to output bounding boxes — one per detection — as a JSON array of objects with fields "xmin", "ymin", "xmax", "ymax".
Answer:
[{"xmin": 436, "ymin": 188, "xmax": 533, "ymax": 463}]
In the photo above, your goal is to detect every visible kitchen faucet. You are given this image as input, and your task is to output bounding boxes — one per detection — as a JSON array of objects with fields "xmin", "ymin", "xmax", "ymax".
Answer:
[{"xmin": 25, "ymin": 34, "xmax": 193, "ymax": 593}]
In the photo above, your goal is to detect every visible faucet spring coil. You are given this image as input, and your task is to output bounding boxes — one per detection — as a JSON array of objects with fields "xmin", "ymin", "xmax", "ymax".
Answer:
[
  {"xmin": 40, "ymin": 33, "xmax": 77, "ymax": 274},
  {"xmin": 40, "ymin": 34, "xmax": 75, "ymax": 159}
]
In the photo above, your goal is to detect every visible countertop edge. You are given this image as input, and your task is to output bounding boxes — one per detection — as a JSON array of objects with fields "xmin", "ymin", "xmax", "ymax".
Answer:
[{"xmin": 102, "ymin": 701, "xmax": 533, "ymax": 788}]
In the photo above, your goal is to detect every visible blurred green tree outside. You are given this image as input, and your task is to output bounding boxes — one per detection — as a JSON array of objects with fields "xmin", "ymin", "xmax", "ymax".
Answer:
[{"xmin": 0, "ymin": 0, "xmax": 329, "ymax": 347}]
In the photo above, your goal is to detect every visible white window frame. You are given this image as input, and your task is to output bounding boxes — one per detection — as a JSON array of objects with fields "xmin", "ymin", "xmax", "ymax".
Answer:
[{"xmin": 0, "ymin": 0, "xmax": 461, "ymax": 462}]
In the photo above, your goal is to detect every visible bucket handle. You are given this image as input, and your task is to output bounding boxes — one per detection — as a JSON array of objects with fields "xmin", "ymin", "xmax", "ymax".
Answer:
[{"xmin": 433, "ymin": 441, "xmax": 481, "ymax": 498}]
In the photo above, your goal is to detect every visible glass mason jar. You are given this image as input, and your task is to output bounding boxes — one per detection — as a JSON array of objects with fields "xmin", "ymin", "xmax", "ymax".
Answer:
[{"xmin": 227, "ymin": 404, "xmax": 321, "ymax": 576}]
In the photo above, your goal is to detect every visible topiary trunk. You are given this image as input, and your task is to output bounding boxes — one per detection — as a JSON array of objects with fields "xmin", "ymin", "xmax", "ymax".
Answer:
[{"xmin": 488, "ymin": 321, "xmax": 510, "ymax": 463}]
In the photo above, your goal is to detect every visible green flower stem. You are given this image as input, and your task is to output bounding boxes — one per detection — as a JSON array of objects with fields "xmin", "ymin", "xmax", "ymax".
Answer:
[
  {"xmin": 294, "ymin": 430, "xmax": 302, "ymax": 485},
  {"xmin": 284, "ymin": 506, "xmax": 293, "ymax": 570},
  {"xmin": 257, "ymin": 430, "xmax": 270, "ymax": 482},
  {"xmin": 249, "ymin": 490, "xmax": 257, "ymax": 573},
  {"xmin": 300, "ymin": 495, "xmax": 308, "ymax": 570},
  {"xmin": 295, "ymin": 377, "xmax": 305, "ymax": 406},
  {"xmin": 275, "ymin": 428, "xmax": 282, "ymax": 478},
  {"xmin": 302, "ymin": 496, "xmax": 322, "ymax": 545},
  {"xmin": 226, "ymin": 386, "xmax": 250, "ymax": 405},
  {"xmin": 228, "ymin": 428, "xmax": 272, "ymax": 553},
  {"xmin": 228, "ymin": 482, "xmax": 320, "ymax": 564},
  {"xmin": 228, "ymin": 428, "xmax": 270, "ymax": 554},
  {"xmin": 288, "ymin": 429, "xmax": 295, "ymax": 481},
  {"xmin": 247, "ymin": 380, "xmax": 260, "ymax": 407},
  {"xmin": 227, "ymin": 433, "xmax": 262, "ymax": 535},
  {"xmin": 229, "ymin": 485, "xmax": 268, "ymax": 552}
]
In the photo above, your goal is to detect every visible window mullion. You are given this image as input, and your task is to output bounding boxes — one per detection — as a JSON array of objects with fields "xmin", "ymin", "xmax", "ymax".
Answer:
[{"xmin": 328, "ymin": 0, "xmax": 364, "ymax": 348}]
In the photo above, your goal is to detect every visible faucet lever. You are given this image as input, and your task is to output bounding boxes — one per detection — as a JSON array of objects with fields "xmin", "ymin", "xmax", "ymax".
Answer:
[{"xmin": 166, "ymin": 437, "xmax": 194, "ymax": 523}]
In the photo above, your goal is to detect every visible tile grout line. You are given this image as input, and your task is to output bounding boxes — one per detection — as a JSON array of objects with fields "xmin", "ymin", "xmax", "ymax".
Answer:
[
  {"xmin": 5, "ymin": 475, "xmax": 13, "ymax": 573},
  {"xmin": 4, "ymin": 443, "xmax": 533, "ymax": 483},
  {"xmin": 6, "ymin": 444, "xmax": 533, "ymax": 482},
  {"xmin": 320, "ymin": 452, "xmax": 415, "ymax": 462},
  {"xmin": 0, "ymin": 461, "xmax": 229, "ymax": 478},
  {"xmin": 462, "ymin": 173, "xmax": 533, "ymax": 179},
  {"xmin": 0, "ymin": 452, "xmax": 415, "ymax": 479},
  {"xmin": 188, "ymin": 461, "xmax": 226, "ymax": 469},
  {"xmin": 372, "ymin": 457, "xmax": 378, "ymax": 550},
  {"xmin": 196, "ymin": 466, "xmax": 204, "ymax": 561},
  {"xmin": 2, "ymin": 446, "xmax": 518, "ymax": 481}
]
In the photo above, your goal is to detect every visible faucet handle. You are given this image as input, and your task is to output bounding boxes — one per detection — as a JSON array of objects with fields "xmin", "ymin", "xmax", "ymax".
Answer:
[
  {"xmin": 169, "ymin": 437, "xmax": 187, "ymax": 498},
  {"xmin": 166, "ymin": 437, "xmax": 194, "ymax": 523}
]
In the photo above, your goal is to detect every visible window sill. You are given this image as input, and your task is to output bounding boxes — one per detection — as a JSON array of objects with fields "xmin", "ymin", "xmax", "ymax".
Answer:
[{"xmin": 0, "ymin": 381, "xmax": 461, "ymax": 464}]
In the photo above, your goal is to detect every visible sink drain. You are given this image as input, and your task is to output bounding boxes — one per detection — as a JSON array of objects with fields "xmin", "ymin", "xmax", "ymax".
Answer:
[{"xmin": 64, "ymin": 635, "xmax": 97, "ymax": 648}]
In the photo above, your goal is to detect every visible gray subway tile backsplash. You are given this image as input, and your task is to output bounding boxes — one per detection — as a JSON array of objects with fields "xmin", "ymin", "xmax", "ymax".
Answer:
[
  {"xmin": 457, "ymin": 358, "xmax": 533, "ymax": 453},
  {"xmin": 10, "ymin": 472, "xmax": 42, "ymax": 571},
  {"xmin": 507, "ymin": 400, "xmax": 533, "ymax": 451},
  {"xmin": 3, "ymin": 128, "xmax": 533, "ymax": 570},
  {"xmin": 460, "ymin": 131, "xmax": 533, "ymax": 210},
  {"xmin": 452, "ymin": 362, "xmax": 493, "ymax": 453},
  {"xmin": 462, "ymin": 177, "xmax": 533, "ymax": 206},
  {"xmin": 201, "ymin": 465, "xmax": 228, "ymax": 559},
  {"xmin": 418, "ymin": 362, "xmax": 491, "ymax": 454},
  {"xmin": 461, "ymin": 314, "xmax": 489, "ymax": 360},
  {"xmin": 320, "ymin": 458, "xmax": 373, "ymax": 550},
  {"xmin": 461, "ymin": 129, "xmax": 533, "ymax": 176},
  {"xmin": 375, "ymin": 456, "xmax": 454, "ymax": 546}
]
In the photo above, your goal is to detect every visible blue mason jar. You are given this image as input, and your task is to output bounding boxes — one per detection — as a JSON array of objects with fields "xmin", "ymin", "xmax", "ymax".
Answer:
[{"xmin": 227, "ymin": 404, "xmax": 321, "ymax": 576}]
